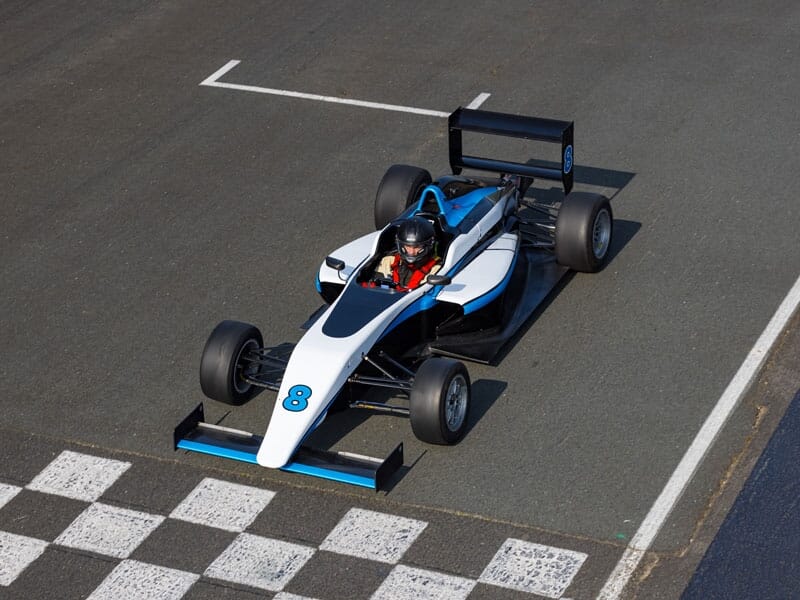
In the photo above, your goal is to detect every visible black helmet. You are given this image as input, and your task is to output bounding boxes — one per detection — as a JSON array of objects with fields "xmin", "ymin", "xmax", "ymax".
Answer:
[{"xmin": 396, "ymin": 217, "xmax": 435, "ymax": 264}]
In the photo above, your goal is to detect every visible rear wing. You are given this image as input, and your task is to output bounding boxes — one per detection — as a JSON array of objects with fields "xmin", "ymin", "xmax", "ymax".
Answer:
[{"xmin": 448, "ymin": 107, "xmax": 574, "ymax": 195}]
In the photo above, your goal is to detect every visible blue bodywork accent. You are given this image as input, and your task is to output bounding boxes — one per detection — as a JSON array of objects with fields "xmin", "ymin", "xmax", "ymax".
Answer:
[
  {"xmin": 174, "ymin": 404, "xmax": 403, "ymax": 491},
  {"xmin": 417, "ymin": 185, "xmax": 495, "ymax": 228},
  {"xmin": 378, "ymin": 291, "xmax": 438, "ymax": 341},
  {"xmin": 280, "ymin": 461, "xmax": 376, "ymax": 489},
  {"xmin": 176, "ymin": 438, "xmax": 259, "ymax": 464},
  {"xmin": 178, "ymin": 437, "xmax": 383, "ymax": 490},
  {"xmin": 462, "ymin": 248, "xmax": 518, "ymax": 315},
  {"xmin": 395, "ymin": 293, "xmax": 438, "ymax": 323},
  {"xmin": 564, "ymin": 144, "xmax": 573, "ymax": 174},
  {"xmin": 315, "ymin": 274, "xmax": 322, "ymax": 293}
]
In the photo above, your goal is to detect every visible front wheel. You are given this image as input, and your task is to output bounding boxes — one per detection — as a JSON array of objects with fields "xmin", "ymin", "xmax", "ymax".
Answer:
[
  {"xmin": 409, "ymin": 358, "xmax": 471, "ymax": 444},
  {"xmin": 555, "ymin": 192, "xmax": 613, "ymax": 272},
  {"xmin": 199, "ymin": 320, "xmax": 263, "ymax": 405}
]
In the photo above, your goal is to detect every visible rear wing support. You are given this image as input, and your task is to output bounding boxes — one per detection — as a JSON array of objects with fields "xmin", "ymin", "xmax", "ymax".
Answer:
[{"xmin": 448, "ymin": 107, "xmax": 574, "ymax": 195}]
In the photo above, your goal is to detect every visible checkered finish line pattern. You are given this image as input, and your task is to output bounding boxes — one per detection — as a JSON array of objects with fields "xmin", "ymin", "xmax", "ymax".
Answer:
[{"xmin": 0, "ymin": 450, "xmax": 589, "ymax": 599}]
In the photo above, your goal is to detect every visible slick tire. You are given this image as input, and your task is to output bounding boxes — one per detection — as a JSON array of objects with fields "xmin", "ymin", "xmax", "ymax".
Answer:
[
  {"xmin": 374, "ymin": 165, "xmax": 432, "ymax": 229},
  {"xmin": 199, "ymin": 320, "xmax": 263, "ymax": 405},
  {"xmin": 555, "ymin": 192, "xmax": 613, "ymax": 272},
  {"xmin": 410, "ymin": 358, "xmax": 471, "ymax": 445}
]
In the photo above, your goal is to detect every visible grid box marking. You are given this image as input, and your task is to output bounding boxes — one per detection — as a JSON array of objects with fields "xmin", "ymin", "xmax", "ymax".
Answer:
[
  {"xmin": 169, "ymin": 477, "xmax": 275, "ymax": 532},
  {"xmin": 2, "ymin": 448, "xmax": 593, "ymax": 598},
  {"xmin": 204, "ymin": 533, "xmax": 315, "ymax": 592},
  {"xmin": 479, "ymin": 538, "xmax": 588, "ymax": 598},
  {"xmin": 370, "ymin": 565, "xmax": 476, "ymax": 600},
  {"xmin": 55, "ymin": 502, "xmax": 165, "ymax": 559},
  {"xmin": 0, "ymin": 531, "xmax": 48, "ymax": 587},
  {"xmin": 87, "ymin": 560, "xmax": 199, "ymax": 600},
  {"xmin": 320, "ymin": 508, "xmax": 428, "ymax": 564},
  {"xmin": 0, "ymin": 483, "xmax": 22, "ymax": 511},
  {"xmin": 26, "ymin": 450, "xmax": 130, "ymax": 502}
]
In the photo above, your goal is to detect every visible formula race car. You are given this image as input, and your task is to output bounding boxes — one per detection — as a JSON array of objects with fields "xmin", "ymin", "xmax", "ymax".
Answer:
[{"xmin": 174, "ymin": 108, "xmax": 613, "ymax": 490}]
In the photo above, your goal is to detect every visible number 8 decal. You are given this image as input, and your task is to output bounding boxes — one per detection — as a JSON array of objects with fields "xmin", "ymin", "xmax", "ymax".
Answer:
[{"xmin": 282, "ymin": 384, "xmax": 311, "ymax": 412}]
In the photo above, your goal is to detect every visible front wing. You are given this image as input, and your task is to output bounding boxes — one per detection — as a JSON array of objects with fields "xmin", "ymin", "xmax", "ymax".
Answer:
[{"xmin": 174, "ymin": 403, "xmax": 404, "ymax": 490}]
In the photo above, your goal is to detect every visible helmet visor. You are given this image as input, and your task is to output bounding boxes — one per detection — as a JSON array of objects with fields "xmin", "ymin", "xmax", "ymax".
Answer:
[{"xmin": 398, "ymin": 239, "xmax": 432, "ymax": 264}]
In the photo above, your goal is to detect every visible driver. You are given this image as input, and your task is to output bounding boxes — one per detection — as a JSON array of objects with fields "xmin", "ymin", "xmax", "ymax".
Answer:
[{"xmin": 372, "ymin": 216, "xmax": 441, "ymax": 291}]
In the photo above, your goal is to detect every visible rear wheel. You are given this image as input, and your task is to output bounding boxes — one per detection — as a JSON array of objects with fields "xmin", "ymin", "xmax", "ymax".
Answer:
[
  {"xmin": 555, "ymin": 192, "xmax": 613, "ymax": 272},
  {"xmin": 199, "ymin": 320, "xmax": 263, "ymax": 405},
  {"xmin": 409, "ymin": 358, "xmax": 471, "ymax": 444},
  {"xmin": 374, "ymin": 165, "xmax": 432, "ymax": 229}
]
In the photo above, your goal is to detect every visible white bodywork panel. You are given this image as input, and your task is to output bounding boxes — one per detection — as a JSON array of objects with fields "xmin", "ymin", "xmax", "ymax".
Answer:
[
  {"xmin": 438, "ymin": 192, "xmax": 511, "ymax": 273},
  {"xmin": 256, "ymin": 281, "xmax": 430, "ymax": 468},
  {"xmin": 317, "ymin": 231, "xmax": 378, "ymax": 285},
  {"xmin": 435, "ymin": 233, "xmax": 518, "ymax": 305}
]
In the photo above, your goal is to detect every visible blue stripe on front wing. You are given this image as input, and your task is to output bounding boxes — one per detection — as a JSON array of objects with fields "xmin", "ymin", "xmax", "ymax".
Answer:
[
  {"xmin": 280, "ymin": 462, "xmax": 376, "ymax": 489},
  {"xmin": 178, "ymin": 436, "xmax": 379, "ymax": 489},
  {"xmin": 176, "ymin": 438, "xmax": 259, "ymax": 464}
]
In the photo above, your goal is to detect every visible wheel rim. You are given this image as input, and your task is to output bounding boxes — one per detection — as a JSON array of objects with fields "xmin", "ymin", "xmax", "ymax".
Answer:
[
  {"xmin": 233, "ymin": 339, "xmax": 259, "ymax": 394},
  {"xmin": 592, "ymin": 208, "xmax": 612, "ymax": 259},
  {"xmin": 444, "ymin": 374, "xmax": 468, "ymax": 432}
]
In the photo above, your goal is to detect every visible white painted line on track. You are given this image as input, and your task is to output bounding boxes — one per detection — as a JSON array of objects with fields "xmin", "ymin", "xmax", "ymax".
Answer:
[
  {"xmin": 87, "ymin": 560, "xmax": 199, "ymax": 600},
  {"xmin": 169, "ymin": 477, "xmax": 275, "ymax": 533},
  {"xmin": 319, "ymin": 507, "xmax": 427, "ymax": 564},
  {"xmin": 599, "ymin": 272, "xmax": 800, "ymax": 600},
  {"xmin": 26, "ymin": 450, "xmax": 130, "ymax": 502},
  {"xmin": 200, "ymin": 60, "xmax": 489, "ymax": 118},
  {"xmin": 466, "ymin": 92, "xmax": 491, "ymax": 109},
  {"xmin": 199, "ymin": 59, "xmax": 241, "ymax": 86},
  {"xmin": 0, "ymin": 483, "xmax": 21, "ymax": 511},
  {"xmin": 55, "ymin": 503, "xmax": 164, "ymax": 559},
  {"xmin": 205, "ymin": 533, "xmax": 315, "ymax": 592},
  {"xmin": 273, "ymin": 593, "xmax": 320, "ymax": 600},
  {"xmin": 479, "ymin": 538, "xmax": 587, "ymax": 598},
  {"xmin": 371, "ymin": 565, "xmax": 476, "ymax": 600},
  {"xmin": 0, "ymin": 532, "xmax": 48, "ymax": 587}
]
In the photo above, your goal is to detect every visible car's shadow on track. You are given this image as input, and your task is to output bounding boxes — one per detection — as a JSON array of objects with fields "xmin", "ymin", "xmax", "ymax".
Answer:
[
  {"xmin": 490, "ymin": 215, "xmax": 639, "ymax": 367},
  {"xmin": 492, "ymin": 164, "xmax": 640, "ymax": 366},
  {"xmin": 572, "ymin": 162, "xmax": 636, "ymax": 194},
  {"xmin": 523, "ymin": 158, "xmax": 639, "ymax": 264},
  {"xmin": 524, "ymin": 160, "xmax": 636, "ymax": 196},
  {"xmin": 464, "ymin": 378, "xmax": 507, "ymax": 434},
  {"xmin": 300, "ymin": 378, "xmax": 507, "ymax": 491},
  {"xmin": 379, "ymin": 378, "xmax": 506, "ymax": 492}
]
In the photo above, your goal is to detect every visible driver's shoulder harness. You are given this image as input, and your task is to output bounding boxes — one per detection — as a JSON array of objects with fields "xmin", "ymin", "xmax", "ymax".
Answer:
[
  {"xmin": 363, "ymin": 254, "xmax": 441, "ymax": 291},
  {"xmin": 390, "ymin": 254, "xmax": 441, "ymax": 291}
]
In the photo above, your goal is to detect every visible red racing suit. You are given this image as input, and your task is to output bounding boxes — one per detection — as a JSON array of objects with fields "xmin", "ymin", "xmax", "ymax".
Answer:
[
  {"xmin": 364, "ymin": 254, "xmax": 441, "ymax": 291},
  {"xmin": 389, "ymin": 255, "xmax": 441, "ymax": 291}
]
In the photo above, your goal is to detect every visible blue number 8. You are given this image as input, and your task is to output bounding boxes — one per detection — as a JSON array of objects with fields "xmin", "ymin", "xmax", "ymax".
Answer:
[
  {"xmin": 282, "ymin": 384, "xmax": 311, "ymax": 412},
  {"xmin": 563, "ymin": 145, "xmax": 574, "ymax": 174}
]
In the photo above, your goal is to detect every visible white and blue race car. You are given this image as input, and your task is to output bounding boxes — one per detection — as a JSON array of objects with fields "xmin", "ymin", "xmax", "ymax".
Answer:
[{"xmin": 174, "ymin": 108, "xmax": 613, "ymax": 490}]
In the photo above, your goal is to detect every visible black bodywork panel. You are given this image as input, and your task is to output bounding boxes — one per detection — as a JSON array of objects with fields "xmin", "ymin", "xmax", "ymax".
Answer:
[{"xmin": 428, "ymin": 246, "xmax": 568, "ymax": 364}]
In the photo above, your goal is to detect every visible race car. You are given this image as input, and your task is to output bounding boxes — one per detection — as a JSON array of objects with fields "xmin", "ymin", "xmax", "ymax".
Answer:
[{"xmin": 174, "ymin": 107, "xmax": 613, "ymax": 490}]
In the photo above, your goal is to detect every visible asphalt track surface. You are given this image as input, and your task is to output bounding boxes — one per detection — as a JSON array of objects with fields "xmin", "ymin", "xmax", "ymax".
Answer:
[
  {"xmin": 1, "ymin": 1, "xmax": 799, "ymax": 598},
  {"xmin": 682, "ymin": 390, "xmax": 800, "ymax": 600}
]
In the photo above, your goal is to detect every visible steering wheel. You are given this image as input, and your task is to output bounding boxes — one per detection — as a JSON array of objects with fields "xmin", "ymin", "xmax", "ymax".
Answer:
[{"xmin": 372, "ymin": 276, "xmax": 398, "ymax": 289}]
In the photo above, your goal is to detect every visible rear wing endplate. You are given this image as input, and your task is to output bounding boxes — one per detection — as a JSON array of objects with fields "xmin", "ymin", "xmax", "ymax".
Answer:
[
  {"xmin": 448, "ymin": 107, "xmax": 574, "ymax": 195},
  {"xmin": 174, "ymin": 403, "xmax": 403, "ymax": 490}
]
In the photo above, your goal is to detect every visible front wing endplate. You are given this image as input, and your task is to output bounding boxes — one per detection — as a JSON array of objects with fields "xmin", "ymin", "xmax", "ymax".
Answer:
[{"xmin": 173, "ymin": 403, "xmax": 403, "ymax": 490}]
